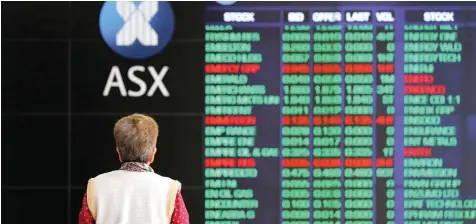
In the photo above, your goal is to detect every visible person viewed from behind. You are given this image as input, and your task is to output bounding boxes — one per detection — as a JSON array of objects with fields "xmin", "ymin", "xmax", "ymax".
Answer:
[{"xmin": 79, "ymin": 114, "xmax": 189, "ymax": 224}]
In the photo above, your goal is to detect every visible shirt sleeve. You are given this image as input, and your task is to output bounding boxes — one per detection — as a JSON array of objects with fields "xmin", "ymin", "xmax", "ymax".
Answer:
[
  {"xmin": 170, "ymin": 190, "xmax": 190, "ymax": 224},
  {"xmin": 79, "ymin": 192, "xmax": 95, "ymax": 224}
]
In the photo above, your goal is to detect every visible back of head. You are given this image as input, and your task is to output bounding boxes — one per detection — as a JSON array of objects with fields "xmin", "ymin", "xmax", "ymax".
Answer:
[
  {"xmin": 113, "ymin": 114, "xmax": 158, "ymax": 163},
  {"xmin": 86, "ymin": 114, "xmax": 184, "ymax": 223}
]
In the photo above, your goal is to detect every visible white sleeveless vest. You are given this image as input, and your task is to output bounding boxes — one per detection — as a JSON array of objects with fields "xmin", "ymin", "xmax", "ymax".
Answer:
[{"xmin": 86, "ymin": 170, "xmax": 181, "ymax": 224}]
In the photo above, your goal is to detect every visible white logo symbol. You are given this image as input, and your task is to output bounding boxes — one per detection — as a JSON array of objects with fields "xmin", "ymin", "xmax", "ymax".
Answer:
[{"xmin": 116, "ymin": 1, "xmax": 159, "ymax": 46}]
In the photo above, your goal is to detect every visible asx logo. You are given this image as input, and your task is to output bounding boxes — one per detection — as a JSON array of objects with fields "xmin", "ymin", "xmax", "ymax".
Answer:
[
  {"xmin": 216, "ymin": 1, "xmax": 237, "ymax": 6},
  {"xmin": 99, "ymin": 1, "xmax": 175, "ymax": 97}
]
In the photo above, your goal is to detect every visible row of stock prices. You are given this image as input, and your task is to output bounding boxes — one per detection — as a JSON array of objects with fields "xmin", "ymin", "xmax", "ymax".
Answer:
[{"xmin": 205, "ymin": 3, "xmax": 476, "ymax": 224}]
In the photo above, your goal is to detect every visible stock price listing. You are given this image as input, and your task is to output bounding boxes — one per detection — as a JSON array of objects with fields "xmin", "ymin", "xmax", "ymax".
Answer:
[{"xmin": 204, "ymin": 2, "xmax": 476, "ymax": 224}]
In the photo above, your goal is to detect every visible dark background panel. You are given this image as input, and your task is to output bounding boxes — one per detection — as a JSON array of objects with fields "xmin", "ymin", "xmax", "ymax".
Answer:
[
  {"xmin": 1, "ymin": 42, "xmax": 68, "ymax": 113},
  {"xmin": 1, "ymin": 1, "xmax": 70, "ymax": 39},
  {"xmin": 71, "ymin": 115, "xmax": 202, "ymax": 186},
  {"xmin": 1, "ymin": 115, "xmax": 68, "ymax": 186},
  {"xmin": 71, "ymin": 189, "xmax": 86, "ymax": 223},
  {"xmin": 70, "ymin": 1, "xmax": 205, "ymax": 40},
  {"xmin": 181, "ymin": 189, "xmax": 205, "ymax": 224},
  {"xmin": 70, "ymin": 41, "xmax": 204, "ymax": 114},
  {"xmin": 2, "ymin": 189, "xmax": 68, "ymax": 224},
  {"xmin": 2, "ymin": 1, "xmax": 206, "ymax": 223}
]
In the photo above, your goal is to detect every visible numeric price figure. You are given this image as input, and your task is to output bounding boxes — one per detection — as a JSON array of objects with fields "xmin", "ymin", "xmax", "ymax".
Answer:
[
  {"xmin": 281, "ymin": 24, "xmax": 313, "ymax": 223},
  {"xmin": 313, "ymin": 24, "xmax": 343, "ymax": 224},
  {"xmin": 376, "ymin": 23, "xmax": 396, "ymax": 224},
  {"xmin": 343, "ymin": 24, "xmax": 374, "ymax": 223}
]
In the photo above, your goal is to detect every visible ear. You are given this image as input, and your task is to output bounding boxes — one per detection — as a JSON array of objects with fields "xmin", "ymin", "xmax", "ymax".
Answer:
[
  {"xmin": 148, "ymin": 148, "xmax": 157, "ymax": 164},
  {"xmin": 116, "ymin": 147, "xmax": 123, "ymax": 163}
]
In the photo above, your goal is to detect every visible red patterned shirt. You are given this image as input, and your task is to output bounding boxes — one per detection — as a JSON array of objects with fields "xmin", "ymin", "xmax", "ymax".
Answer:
[{"xmin": 79, "ymin": 163, "xmax": 189, "ymax": 224}]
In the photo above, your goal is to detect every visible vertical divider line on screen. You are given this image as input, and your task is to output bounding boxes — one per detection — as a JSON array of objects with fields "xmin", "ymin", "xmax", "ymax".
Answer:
[
  {"xmin": 371, "ymin": 9, "xmax": 377, "ymax": 224},
  {"xmin": 279, "ymin": 9, "xmax": 284, "ymax": 224},
  {"xmin": 202, "ymin": 16, "xmax": 206, "ymax": 223},
  {"xmin": 393, "ymin": 8, "xmax": 404, "ymax": 224},
  {"xmin": 67, "ymin": 2, "xmax": 73, "ymax": 224},
  {"xmin": 308, "ymin": 8, "xmax": 315, "ymax": 224},
  {"xmin": 339, "ymin": 9, "xmax": 345, "ymax": 224}
]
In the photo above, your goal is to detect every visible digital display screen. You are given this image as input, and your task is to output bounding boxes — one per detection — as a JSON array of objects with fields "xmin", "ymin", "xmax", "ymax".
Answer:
[
  {"xmin": 204, "ymin": 2, "xmax": 476, "ymax": 224},
  {"xmin": 8, "ymin": 1, "xmax": 476, "ymax": 224}
]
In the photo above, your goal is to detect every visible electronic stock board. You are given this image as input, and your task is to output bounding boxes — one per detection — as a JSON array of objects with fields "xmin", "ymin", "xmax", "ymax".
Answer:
[{"xmin": 203, "ymin": 2, "xmax": 476, "ymax": 224}]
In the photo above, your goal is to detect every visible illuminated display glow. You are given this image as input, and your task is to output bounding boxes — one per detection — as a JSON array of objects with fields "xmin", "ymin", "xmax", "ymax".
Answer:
[{"xmin": 205, "ymin": 3, "xmax": 476, "ymax": 224}]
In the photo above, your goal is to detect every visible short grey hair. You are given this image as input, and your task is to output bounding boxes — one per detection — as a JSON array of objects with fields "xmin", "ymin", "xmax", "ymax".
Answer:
[{"xmin": 113, "ymin": 114, "xmax": 158, "ymax": 162}]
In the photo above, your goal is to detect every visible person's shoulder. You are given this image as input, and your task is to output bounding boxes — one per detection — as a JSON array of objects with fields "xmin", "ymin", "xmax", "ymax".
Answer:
[
  {"xmin": 99, "ymin": 170, "xmax": 122, "ymax": 178},
  {"xmin": 88, "ymin": 170, "xmax": 121, "ymax": 182},
  {"xmin": 152, "ymin": 173, "xmax": 180, "ymax": 182},
  {"xmin": 155, "ymin": 174, "xmax": 182, "ymax": 194},
  {"xmin": 152, "ymin": 173, "xmax": 182, "ymax": 186},
  {"xmin": 85, "ymin": 171, "xmax": 121, "ymax": 192}
]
